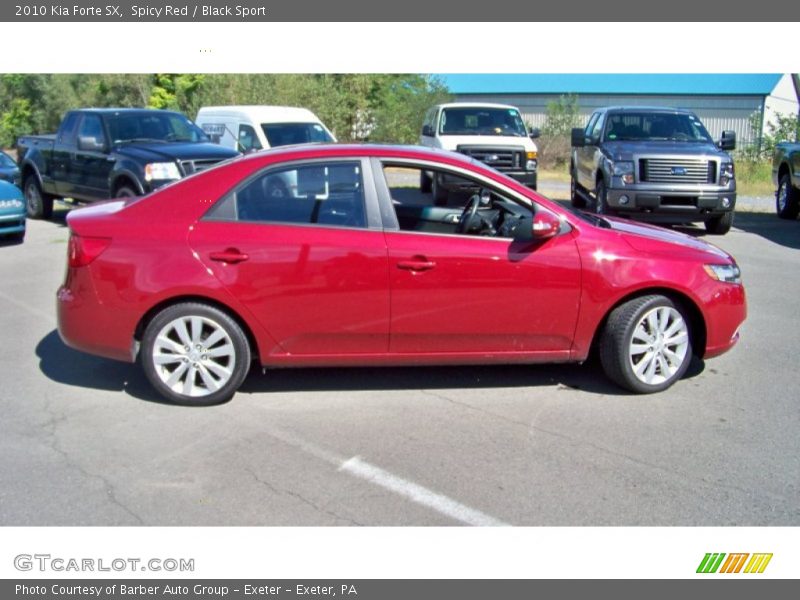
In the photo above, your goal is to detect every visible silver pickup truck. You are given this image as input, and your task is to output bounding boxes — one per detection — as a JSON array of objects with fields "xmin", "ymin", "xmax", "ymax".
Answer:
[
  {"xmin": 570, "ymin": 106, "xmax": 737, "ymax": 234},
  {"xmin": 773, "ymin": 142, "xmax": 800, "ymax": 220}
]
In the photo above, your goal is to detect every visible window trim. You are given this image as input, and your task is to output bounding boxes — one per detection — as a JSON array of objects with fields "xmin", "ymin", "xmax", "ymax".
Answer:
[
  {"xmin": 372, "ymin": 157, "xmax": 562, "ymax": 241},
  {"xmin": 201, "ymin": 157, "xmax": 383, "ymax": 231}
]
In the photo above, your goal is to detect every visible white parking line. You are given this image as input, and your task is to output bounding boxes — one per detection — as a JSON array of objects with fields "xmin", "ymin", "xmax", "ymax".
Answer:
[
  {"xmin": 338, "ymin": 456, "xmax": 509, "ymax": 527},
  {"xmin": 264, "ymin": 427, "xmax": 508, "ymax": 526}
]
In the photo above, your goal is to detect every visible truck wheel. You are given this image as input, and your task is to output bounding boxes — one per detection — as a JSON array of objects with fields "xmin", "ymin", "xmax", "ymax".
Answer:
[
  {"xmin": 141, "ymin": 302, "xmax": 252, "ymax": 406},
  {"xmin": 776, "ymin": 173, "xmax": 799, "ymax": 220},
  {"xmin": 705, "ymin": 211, "xmax": 734, "ymax": 235},
  {"xmin": 115, "ymin": 185, "xmax": 138, "ymax": 199},
  {"xmin": 600, "ymin": 295, "xmax": 692, "ymax": 394},
  {"xmin": 420, "ymin": 170, "xmax": 432, "ymax": 193},
  {"xmin": 432, "ymin": 174, "xmax": 448, "ymax": 206},
  {"xmin": 570, "ymin": 175, "xmax": 586, "ymax": 208},
  {"xmin": 24, "ymin": 176, "xmax": 53, "ymax": 220},
  {"xmin": 595, "ymin": 179, "xmax": 609, "ymax": 214}
]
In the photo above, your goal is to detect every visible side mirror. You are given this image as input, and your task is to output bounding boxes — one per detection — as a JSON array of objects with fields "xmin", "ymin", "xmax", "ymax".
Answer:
[
  {"xmin": 719, "ymin": 130, "xmax": 736, "ymax": 151},
  {"xmin": 571, "ymin": 128, "xmax": 586, "ymax": 148},
  {"xmin": 528, "ymin": 127, "xmax": 541, "ymax": 140},
  {"xmin": 77, "ymin": 136, "xmax": 105, "ymax": 152},
  {"xmin": 422, "ymin": 124, "xmax": 434, "ymax": 137},
  {"xmin": 513, "ymin": 211, "xmax": 561, "ymax": 243}
]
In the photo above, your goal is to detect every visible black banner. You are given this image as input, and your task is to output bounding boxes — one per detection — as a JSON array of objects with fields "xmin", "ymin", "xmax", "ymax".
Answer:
[{"xmin": 2, "ymin": 0, "xmax": 800, "ymax": 21}]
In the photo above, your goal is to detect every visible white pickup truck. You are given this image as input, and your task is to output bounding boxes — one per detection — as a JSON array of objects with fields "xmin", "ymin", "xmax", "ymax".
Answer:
[{"xmin": 419, "ymin": 102, "xmax": 540, "ymax": 204}]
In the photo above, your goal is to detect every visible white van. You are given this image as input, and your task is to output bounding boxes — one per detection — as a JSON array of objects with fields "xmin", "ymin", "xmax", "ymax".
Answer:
[
  {"xmin": 195, "ymin": 106, "xmax": 336, "ymax": 153},
  {"xmin": 420, "ymin": 102, "xmax": 540, "ymax": 202}
]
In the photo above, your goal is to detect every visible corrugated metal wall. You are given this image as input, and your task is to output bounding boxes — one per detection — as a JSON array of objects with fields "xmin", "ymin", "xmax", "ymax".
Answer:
[{"xmin": 455, "ymin": 93, "xmax": 764, "ymax": 147}]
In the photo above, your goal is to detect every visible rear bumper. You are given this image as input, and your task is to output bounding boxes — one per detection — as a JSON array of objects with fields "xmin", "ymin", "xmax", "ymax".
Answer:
[
  {"xmin": 57, "ymin": 267, "xmax": 135, "ymax": 363},
  {"xmin": 606, "ymin": 188, "xmax": 736, "ymax": 222}
]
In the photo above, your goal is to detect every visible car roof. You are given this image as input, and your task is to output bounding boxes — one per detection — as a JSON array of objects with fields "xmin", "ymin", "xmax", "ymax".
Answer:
[
  {"xmin": 435, "ymin": 102, "xmax": 523, "ymax": 111},
  {"xmin": 196, "ymin": 105, "xmax": 322, "ymax": 123},
  {"xmin": 234, "ymin": 143, "xmax": 486, "ymax": 170},
  {"xmin": 69, "ymin": 108, "xmax": 189, "ymax": 118},
  {"xmin": 600, "ymin": 106, "xmax": 697, "ymax": 115}
]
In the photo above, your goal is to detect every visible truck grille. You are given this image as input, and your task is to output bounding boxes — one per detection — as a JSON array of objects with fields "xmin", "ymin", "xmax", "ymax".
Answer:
[
  {"xmin": 456, "ymin": 145, "xmax": 525, "ymax": 172},
  {"xmin": 640, "ymin": 158, "xmax": 715, "ymax": 184},
  {"xmin": 180, "ymin": 159, "xmax": 225, "ymax": 176}
]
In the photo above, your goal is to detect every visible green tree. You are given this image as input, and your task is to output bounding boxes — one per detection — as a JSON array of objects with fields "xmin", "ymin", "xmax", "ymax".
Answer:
[{"xmin": 538, "ymin": 94, "xmax": 581, "ymax": 169}]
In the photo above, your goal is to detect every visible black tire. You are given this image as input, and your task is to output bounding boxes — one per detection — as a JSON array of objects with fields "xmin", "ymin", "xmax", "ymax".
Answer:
[
  {"xmin": 570, "ymin": 173, "xmax": 586, "ymax": 208},
  {"xmin": 599, "ymin": 295, "xmax": 693, "ymax": 394},
  {"xmin": 594, "ymin": 178, "xmax": 609, "ymax": 214},
  {"xmin": 432, "ymin": 174, "xmax": 448, "ymax": 206},
  {"xmin": 776, "ymin": 173, "xmax": 800, "ymax": 220},
  {"xmin": 420, "ymin": 170, "xmax": 432, "ymax": 193},
  {"xmin": 114, "ymin": 185, "xmax": 139, "ymax": 199},
  {"xmin": 141, "ymin": 302, "xmax": 252, "ymax": 406},
  {"xmin": 705, "ymin": 211, "xmax": 734, "ymax": 235},
  {"xmin": 24, "ymin": 175, "xmax": 53, "ymax": 219}
]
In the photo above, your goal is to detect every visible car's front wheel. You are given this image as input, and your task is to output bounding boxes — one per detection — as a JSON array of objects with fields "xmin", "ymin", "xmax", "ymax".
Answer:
[
  {"xmin": 705, "ymin": 211, "xmax": 733, "ymax": 235},
  {"xmin": 600, "ymin": 295, "xmax": 693, "ymax": 394},
  {"xmin": 141, "ymin": 302, "xmax": 251, "ymax": 405}
]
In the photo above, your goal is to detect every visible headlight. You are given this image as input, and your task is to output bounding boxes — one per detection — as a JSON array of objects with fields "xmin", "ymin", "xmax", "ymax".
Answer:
[
  {"xmin": 704, "ymin": 263, "xmax": 741, "ymax": 284},
  {"xmin": 612, "ymin": 161, "xmax": 634, "ymax": 184},
  {"xmin": 526, "ymin": 151, "xmax": 538, "ymax": 171},
  {"xmin": 720, "ymin": 162, "xmax": 734, "ymax": 186},
  {"xmin": 144, "ymin": 162, "xmax": 181, "ymax": 181},
  {"xmin": 0, "ymin": 198, "xmax": 23, "ymax": 209}
]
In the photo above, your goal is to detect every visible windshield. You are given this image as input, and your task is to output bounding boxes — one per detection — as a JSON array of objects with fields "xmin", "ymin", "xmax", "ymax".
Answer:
[
  {"xmin": 107, "ymin": 112, "xmax": 209, "ymax": 144},
  {"xmin": 439, "ymin": 107, "xmax": 528, "ymax": 137},
  {"xmin": 261, "ymin": 122, "xmax": 334, "ymax": 147},
  {"xmin": 0, "ymin": 152, "xmax": 16, "ymax": 168},
  {"xmin": 604, "ymin": 112, "xmax": 713, "ymax": 143}
]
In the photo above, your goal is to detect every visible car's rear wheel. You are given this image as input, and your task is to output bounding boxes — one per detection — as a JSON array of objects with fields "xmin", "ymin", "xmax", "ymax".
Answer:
[
  {"xmin": 600, "ymin": 295, "xmax": 692, "ymax": 394},
  {"xmin": 141, "ymin": 303, "xmax": 251, "ymax": 406},
  {"xmin": 24, "ymin": 176, "xmax": 53, "ymax": 219},
  {"xmin": 776, "ymin": 174, "xmax": 799, "ymax": 220},
  {"xmin": 705, "ymin": 211, "xmax": 733, "ymax": 235}
]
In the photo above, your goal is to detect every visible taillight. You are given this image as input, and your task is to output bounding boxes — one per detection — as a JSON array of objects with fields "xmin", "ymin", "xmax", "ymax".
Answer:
[{"xmin": 68, "ymin": 234, "xmax": 111, "ymax": 268}]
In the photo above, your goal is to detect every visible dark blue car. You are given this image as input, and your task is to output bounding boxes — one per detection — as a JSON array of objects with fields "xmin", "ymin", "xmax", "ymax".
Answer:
[
  {"xmin": 0, "ymin": 180, "xmax": 25, "ymax": 242},
  {"xmin": 0, "ymin": 150, "xmax": 21, "ymax": 186}
]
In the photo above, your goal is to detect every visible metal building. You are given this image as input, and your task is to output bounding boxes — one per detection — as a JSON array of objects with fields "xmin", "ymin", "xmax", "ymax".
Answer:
[{"xmin": 441, "ymin": 74, "xmax": 800, "ymax": 148}]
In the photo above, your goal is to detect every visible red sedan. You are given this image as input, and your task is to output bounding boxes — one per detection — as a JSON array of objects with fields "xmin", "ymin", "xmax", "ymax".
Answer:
[{"xmin": 57, "ymin": 145, "xmax": 746, "ymax": 405}]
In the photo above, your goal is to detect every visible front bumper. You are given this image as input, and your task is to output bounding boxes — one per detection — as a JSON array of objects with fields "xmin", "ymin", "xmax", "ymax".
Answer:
[
  {"xmin": 606, "ymin": 187, "xmax": 736, "ymax": 223},
  {"xmin": 0, "ymin": 211, "xmax": 25, "ymax": 236}
]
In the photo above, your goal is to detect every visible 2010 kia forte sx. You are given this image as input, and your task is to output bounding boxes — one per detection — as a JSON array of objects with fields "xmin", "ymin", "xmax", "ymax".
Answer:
[{"xmin": 56, "ymin": 145, "xmax": 746, "ymax": 405}]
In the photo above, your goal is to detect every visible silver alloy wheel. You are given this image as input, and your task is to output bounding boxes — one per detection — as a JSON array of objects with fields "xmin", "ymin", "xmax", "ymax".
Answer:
[
  {"xmin": 628, "ymin": 306, "xmax": 689, "ymax": 386},
  {"xmin": 151, "ymin": 315, "xmax": 236, "ymax": 398},
  {"xmin": 777, "ymin": 180, "xmax": 788, "ymax": 213}
]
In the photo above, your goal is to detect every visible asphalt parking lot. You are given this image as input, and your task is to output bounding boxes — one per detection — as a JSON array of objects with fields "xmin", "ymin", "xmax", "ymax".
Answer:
[{"xmin": 0, "ymin": 197, "xmax": 798, "ymax": 526}]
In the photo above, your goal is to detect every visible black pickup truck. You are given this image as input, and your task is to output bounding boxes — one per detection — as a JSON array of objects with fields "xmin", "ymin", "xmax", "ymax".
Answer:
[{"xmin": 17, "ymin": 108, "xmax": 239, "ymax": 218}]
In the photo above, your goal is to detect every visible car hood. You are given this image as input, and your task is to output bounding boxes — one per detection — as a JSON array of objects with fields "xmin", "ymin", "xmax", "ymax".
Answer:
[
  {"xmin": 603, "ymin": 215, "xmax": 733, "ymax": 262},
  {"xmin": 602, "ymin": 140, "xmax": 727, "ymax": 160},
  {"xmin": 112, "ymin": 142, "xmax": 240, "ymax": 163}
]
